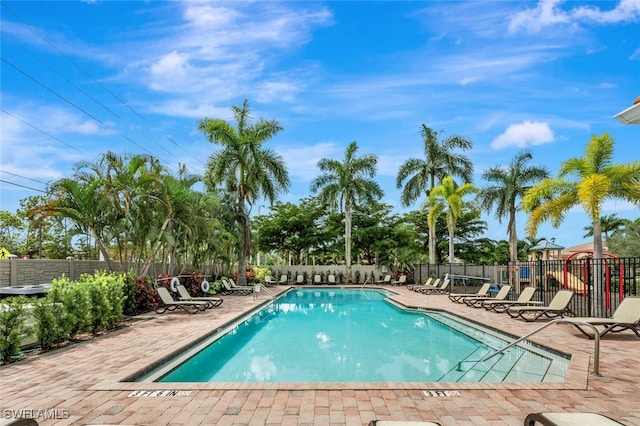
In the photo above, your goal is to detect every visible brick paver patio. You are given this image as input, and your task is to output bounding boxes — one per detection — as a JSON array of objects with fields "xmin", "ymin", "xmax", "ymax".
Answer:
[{"xmin": 1, "ymin": 286, "xmax": 638, "ymax": 425}]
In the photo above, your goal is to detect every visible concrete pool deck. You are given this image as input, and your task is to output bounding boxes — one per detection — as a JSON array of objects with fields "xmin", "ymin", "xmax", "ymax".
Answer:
[{"xmin": 0, "ymin": 285, "xmax": 638, "ymax": 425}]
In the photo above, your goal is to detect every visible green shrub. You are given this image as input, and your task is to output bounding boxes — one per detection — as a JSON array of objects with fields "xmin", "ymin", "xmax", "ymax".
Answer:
[
  {"xmin": 251, "ymin": 266, "xmax": 271, "ymax": 283},
  {"xmin": 0, "ymin": 296, "xmax": 32, "ymax": 363},
  {"xmin": 48, "ymin": 275, "xmax": 92, "ymax": 340},
  {"xmin": 31, "ymin": 296, "xmax": 66, "ymax": 350}
]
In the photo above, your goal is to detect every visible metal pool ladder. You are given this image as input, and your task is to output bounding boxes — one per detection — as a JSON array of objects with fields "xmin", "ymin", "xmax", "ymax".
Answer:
[{"xmin": 479, "ymin": 318, "xmax": 602, "ymax": 376}]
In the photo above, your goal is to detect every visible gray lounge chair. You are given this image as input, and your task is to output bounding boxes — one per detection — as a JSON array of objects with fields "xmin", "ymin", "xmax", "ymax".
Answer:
[
  {"xmin": 407, "ymin": 277, "xmax": 434, "ymax": 291},
  {"xmin": 391, "ymin": 275, "xmax": 407, "ymax": 286},
  {"xmin": 482, "ymin": 286, "xmax": 542, "ymax": 313},
  {"xmin": 448, "ymin": 283, "xmax": 491, "ymax": 303},
  {"xmin": 507, "ymin": 289, "xmax": 574, "ymax": 321},
  {"xmin": 464, "ymin": 285, "xmax": 511, "ymax": 307},
  {"xmin": 176, "ymin": 284, "xmax": 223, "ymax": 308},
  {"xmin": 376, "ymin": 274, "xmax": 392, "ymax": 284},
  {"xmin": 524, "ymin": 412, "xmax": 623, "ymax": 425},
  {"xmin": 368, "ymin": 420, "xmax": 442, "ymax": 426},
  {"xmin": 561, "ymin": 296, "xmax": 640, "ymax": 338},
  {"xmin": 155, "ymin": 286, "xmax": 209, "ymax": 314},
  {"xmin": 417, "ymin": 279, "xmax": 450, "ymax": 295},
  {"xmin": 220, "ymin": 277, "xmax": 254, "ymax": 295}
]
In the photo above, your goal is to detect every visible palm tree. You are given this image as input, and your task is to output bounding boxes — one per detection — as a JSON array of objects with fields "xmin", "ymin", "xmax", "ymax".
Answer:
[
  {"xmin": 396, "ymin": 125, "xmax": 473, "ymax": 263},
  {"xmin": 523, "ymin": 133, "xmax": 640, "ymax": 309},
  {"xmin": 311, "ymin": 141, "xmax": 383, "ymax": 281},
  {"xmin": 429, "ymin": 176, "xmax": 477, "ymax": 263},
  {"xmin": 198, "ymin": 99, "xmax": 289, "ymax": 286},
  {"xmin": 582, "ymin": 213, "xmax": 626, "ymax": 240},
  {"xmin": 478, "ymin": 150, "xmax": 549, "ymax": 262}
]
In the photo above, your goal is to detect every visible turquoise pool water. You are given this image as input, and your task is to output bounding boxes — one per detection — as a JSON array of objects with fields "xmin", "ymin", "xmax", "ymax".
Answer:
[{"xmin": 144, "ymin": 288, "xmax": 568, "ymax": 383}]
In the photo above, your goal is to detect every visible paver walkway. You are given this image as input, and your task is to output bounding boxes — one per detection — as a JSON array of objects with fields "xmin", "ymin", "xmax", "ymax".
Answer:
[{"xmin": 0, "ymin": 286, "xmax": 638, "ymax": 425}]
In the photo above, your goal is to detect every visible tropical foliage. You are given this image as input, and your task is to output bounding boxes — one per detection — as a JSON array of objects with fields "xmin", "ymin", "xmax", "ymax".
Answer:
[{"xmin": 198, "ymin": 100, "xmax": 289, "ymax": 285}]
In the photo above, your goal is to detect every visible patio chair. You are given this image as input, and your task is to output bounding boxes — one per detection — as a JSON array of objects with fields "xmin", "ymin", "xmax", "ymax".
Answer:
[
  {"xmin": 507, "ymin": 289, "xmax": 574, "ymax": 322},
  {"xmin": 524, "ymin": 412, "xmax": 623, "ymax": 425},
  {"xmin": 368, "ymin": 421, "xmax": 442, "ymax": 426},
  {"xmin": 313, "ymin": 274, "xmax": 322, "ymax": 285},
  {"xmin": 407, "ymin": 277, "xmax": 433, "ymax": 291},
  {"xmin": 219, "ymin": 277, "xmax": 254, "ymax": 295},
  {"xmin": 482, "ymin": 286, "xmax": 542, "ymax": 313},
  {"xmin": 264, "ymin": 275, "xmax": 276, "ymax": 286},
  {"xmin": 448, "ymin": 283, "xmax": 491, "ymax": 303},
  {"xmin": 376, "ymin": 274, "xmax": 392, "ymax": 284},
  {"xmin": 327, "ymin": 274, "xmax": 337, "ymax": 285},
  {"xmin": 417, "ymin": 279, "xmax": 450, "ymax": 295},
  {"xmin": 176, "ymin": 284, "xmax": 223, "ymax": 308},
  {"xmin": 561, "ymin": 296, "xmax": 640, "ymax": 338},
  {"xmin": 295, "ymin": 274, "xmax": 305, "ymax": 285},
  {"xmin": 464, "ymin": 285, "xmax": 511, "ymax": 307},
  {"xmin": 277, "ymin": 274, "xmax": 289, "ymax": 285},
  {"xmin": 155, "ymin": 286, "xmax": 209, "ymax": 314},
  {"xmin": 391, "ymin": 275, "xmax": 407, "ymax": 286}
]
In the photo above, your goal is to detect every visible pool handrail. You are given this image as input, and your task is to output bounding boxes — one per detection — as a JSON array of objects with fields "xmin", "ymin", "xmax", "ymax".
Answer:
[{"xmin": 479, "ymin": 318, "xmax": 601, "ymax": 376}]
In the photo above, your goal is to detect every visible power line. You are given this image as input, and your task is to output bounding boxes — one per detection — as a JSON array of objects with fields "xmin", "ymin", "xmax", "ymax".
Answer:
[
  {"xmin": 1, "ymin": 58, "xmax": 105, "ymax": 125},
  {"xmin": 0, "ymin": 179, "xmax": 47, "ymax": 193},
  {"xmin": 0, "ymin": 169, "xmax": 49, "ymax": 186},
  {"xmin": 1, "ymin": 109, "xmax": 85, "ymax": 154},
  {"xmin": 0, "ymin": 31, "xmax": 121, "ymax": 119},
  {"xmin": 1, "ymin": 2, "xmax": 144, "ymax": 120}
]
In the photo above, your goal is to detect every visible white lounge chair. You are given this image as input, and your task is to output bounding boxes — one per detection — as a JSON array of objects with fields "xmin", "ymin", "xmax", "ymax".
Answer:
[
  {"xmin": 448, "ymin": 283, "xmax": 491, "ymax": 303},
  {"xmin": 524, "ymin": 412, "xmax": 623, "ymax": 425},
  {"xmin": 220, "ymin": 277, "xmax": 254, "ymax": 295},
  {"xmin": 176, "ymin": 284, "xmax": 223, "ymax": 308},
  {"xmin": 507, "ymin": 290, "xmax": 574, "ymax": 322},
  {"xmin": 482, "ymin": 286, "xmax": 542, "ymax": 313},
  {"xmin": 561, "ymin": 296, "xmax": 640, "ymax": 338},
  {"xmin": 464, "ymin": 285, "xmax": 511, "ymax": 307},
  {"xmin": 155, "ymin": 286, "xmax": 209, "ymax": 314}
]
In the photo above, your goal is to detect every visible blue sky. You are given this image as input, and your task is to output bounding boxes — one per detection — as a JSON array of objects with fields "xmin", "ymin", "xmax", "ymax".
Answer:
[{"xmin": 1, "ymin": 0, "xmax": 639, "ymax": 249}]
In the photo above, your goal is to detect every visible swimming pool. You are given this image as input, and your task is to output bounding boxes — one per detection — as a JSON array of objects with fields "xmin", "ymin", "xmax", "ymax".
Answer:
[{"xmin": 135, "ymin": 288, "xmax": 568, "ymax": 383}]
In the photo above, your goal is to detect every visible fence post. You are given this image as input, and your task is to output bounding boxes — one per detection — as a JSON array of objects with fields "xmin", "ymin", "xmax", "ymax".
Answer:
[
  {"xmin": 67, "ymin": 256, "xmax": 75, "ymax": 281},
  {"xmin": 9, "ymin": 255, "xmax": 18, "ymax": 286}
]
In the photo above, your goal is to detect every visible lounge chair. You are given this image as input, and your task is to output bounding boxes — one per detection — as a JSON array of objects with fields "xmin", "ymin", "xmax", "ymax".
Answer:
[
  {"xmin": 391, "ymin": 275, "xmax": 407, "ymax": 286},
  {"xmin": 327, "ymin": 274, "xmax": 337, "ymax": 285},
  {"xmin": 313, "ymin": 274, "xmax": 322, "ymax": 285},
  {"xmin": 155, "ymin": 286, "xmax": 209, "ymax": 314},
  {"xmin": 176, "ymin": 284, "xmax": 223, "ymax": 308},
  {"xmin": 482, "ymin": 286, "xmax": 542, "ymax": 313},
  {"xmin": 407, "ymin": 277, "xmax": 433, "ymax": 291},
  {"xmin": 277, "ymin": 274, "xmax": 289, "ymax": 285},
  {"xmin": 417, "ymin": 279, "xmax": 450, "ymax": 295},
  {"xmin": 295, "ymin": 274, "xmax": 305, "ymax": 285},
  {"xmin": 524, "ymin": 412, "xmax": 623, "ymax": 425},
  {"xmin": 368, "ymin": 421, "xmax": 442, "ymax": 426},
  {"xmin": 448, "ymin": 283, "xmax": 491, "ymax": 303},
  {"xmin": 463, "ymin": 285, "xmax": 511, "ymax": 307},
  {"xmin": 264, "ymin": 275, "xmax": 276, "ymax": 286},
  {"xmin": 561, "ymin": 296, "xmax": 640, "ymax": 338},
  {"xmin": 219, "ymin": 277, "xmax": 254, "ymax": 295},
  {"xmin": 376, "ymin": 274, "xmax": 392, "ymax": 284},
  {"xmin": 507, "ymin": 289, "xmax": 574, "ymax": 321}
]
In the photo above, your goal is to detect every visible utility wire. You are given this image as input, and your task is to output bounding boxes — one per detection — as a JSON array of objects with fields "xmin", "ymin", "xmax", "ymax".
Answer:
[
  {"xmin": 0, "ymin": 169, "xmax": 49, "ymax": 185},
  {"xmin": 1, "ymin": 2, "xmax": 144, "ymax": 120},
  {"xmin": 1, "ymin": 58, "xmax": 104, "ymax": 125},
  {"xmin": 1, "ymin": 109, "xmax": 85, "ymax": 154},
  {"xmin": 0, "ymin": 179, "xmax": 47, "ymax": 193},
  {"xmin": 1, "ymin": 31, "xmax": 121, "ymax": 119}
]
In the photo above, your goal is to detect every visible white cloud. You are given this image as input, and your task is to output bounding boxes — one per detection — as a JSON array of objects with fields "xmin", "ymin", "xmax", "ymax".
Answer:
[
  {"xmin": 490, "ymin": 121, "xmax": 555, "ymax": 150},
  {"xmin": 509, "ymin": 0, "xmax": 640, "ymax": 33}
]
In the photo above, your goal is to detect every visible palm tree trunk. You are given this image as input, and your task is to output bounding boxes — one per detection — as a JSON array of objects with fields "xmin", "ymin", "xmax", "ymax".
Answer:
[
  {"xmin": 448, "ymin": 222, "xmax": 455, "ymax": 263},
  {"xmin": 591, "ymin": 217, "xmax": 605, "ymax": 315},
  {"xmin": 428, "ymin": 226, "xmax": 436, "ymax": 264},
  {"xmin": 508, "ymin": 208, "xmax": 518, "ymax": 262},
  {"xmin": 345, "ymin": 202, "xmax": 352, "ymax": 282}
]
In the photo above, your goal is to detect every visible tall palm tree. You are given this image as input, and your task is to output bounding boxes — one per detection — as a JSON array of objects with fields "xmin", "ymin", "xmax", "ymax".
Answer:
[
  {"xmin": 198, "ymin": 99, "xmax": 289, "ymax": 286},
  {"xmin": 429, "ymin": 176, "xmax": 477, "ymax": 263},
  {"xmin": 478, "ymin": 150, "xmax": 549, "ymax": 262},
  {"xmin": 524, "ymin": 133, "xmax": 640, "ymax": 259},
  {"xmin": 523, "ymin": 133, "xmax": 640, "ymax": 309},
  {"xmin": 311, "ymin": 141, "xmax": 383, "ymax": 281},
  {"xmin": 396, "ymin": 125, "xmax": 473, "ymax": 263}
]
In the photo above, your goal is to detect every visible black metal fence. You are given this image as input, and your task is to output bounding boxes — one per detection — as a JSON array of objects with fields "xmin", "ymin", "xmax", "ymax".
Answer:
[{"xmin": 414, "ymin": 257, "xmax": 640, "ymax": 318}]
